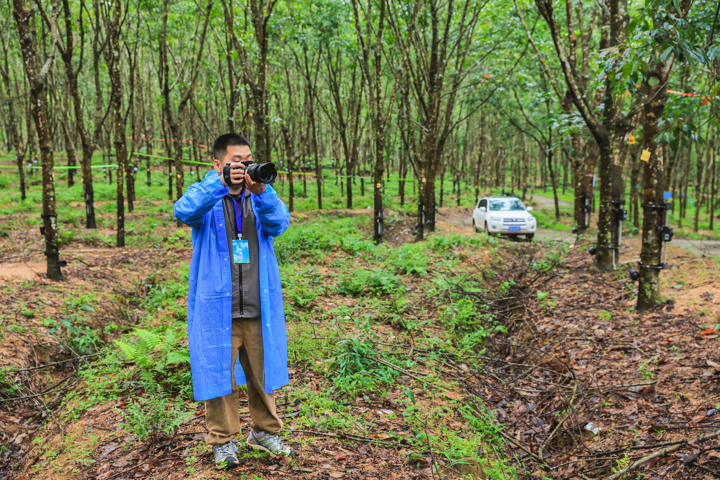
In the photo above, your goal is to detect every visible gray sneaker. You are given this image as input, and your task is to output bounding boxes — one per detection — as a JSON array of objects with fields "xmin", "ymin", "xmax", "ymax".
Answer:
[
  {"xmin": 213, "ymin": 440, "xmax": 240, "ymax": 469},
  {"xmin": 247, "ymin": 430, "xmax": 296, "ymax": 457}
]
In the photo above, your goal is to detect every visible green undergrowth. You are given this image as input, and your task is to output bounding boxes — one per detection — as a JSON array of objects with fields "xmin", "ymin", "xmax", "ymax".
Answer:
[{"xmin": 35, "ymin": 213, "xmax": 543, "ymax": 477}]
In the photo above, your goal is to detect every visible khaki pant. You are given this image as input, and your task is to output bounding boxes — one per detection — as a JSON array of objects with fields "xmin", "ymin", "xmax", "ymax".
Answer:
[{"xmin": 204, "ymin": 317, "xmax": 283, "ymax": 446}]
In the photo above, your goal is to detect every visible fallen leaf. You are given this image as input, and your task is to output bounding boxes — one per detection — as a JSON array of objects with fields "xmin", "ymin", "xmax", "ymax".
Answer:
[
  {"xmin": 113, "ymin": 454, "xmax": 135, "ymax": 468},
  {"xmin": 100, "ymin": 444, "xmax": 119, "ymax": 455}
]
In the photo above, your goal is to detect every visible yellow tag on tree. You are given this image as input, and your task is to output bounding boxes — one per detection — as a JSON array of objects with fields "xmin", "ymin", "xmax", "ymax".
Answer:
[
  {"xmin": 628, "ymin": 135, "xmax": 636, "ymax": 145},
  {"xmin": 641, "ymin": 149, "xmax": 651, "ymax": 162}
]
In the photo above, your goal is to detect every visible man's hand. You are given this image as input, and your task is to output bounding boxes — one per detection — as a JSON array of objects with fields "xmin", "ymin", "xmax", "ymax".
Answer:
[
  {"xmin": 220, "ymin": 162, "xmax": 245, "ymax": 187},
  {"xmin": 244, "ymin": 172, "xmax": 266, "ymax": 195}
]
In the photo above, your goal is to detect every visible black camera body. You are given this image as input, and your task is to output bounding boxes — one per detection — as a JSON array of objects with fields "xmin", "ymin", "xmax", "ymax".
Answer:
[{"xmin": 223, "ymin": 160, "xmax": 277, "ymax": 186}]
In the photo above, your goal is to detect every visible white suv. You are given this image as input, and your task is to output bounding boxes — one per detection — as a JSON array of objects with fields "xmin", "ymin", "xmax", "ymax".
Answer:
[{"xmin": 472, "ymin": 197, "xmax": 536, "ymax": 240}]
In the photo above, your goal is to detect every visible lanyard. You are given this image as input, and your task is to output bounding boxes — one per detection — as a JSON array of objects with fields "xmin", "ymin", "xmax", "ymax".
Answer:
[{"xmin": 230, "ymin": 189, "xmax": 245, "ymax": 240}]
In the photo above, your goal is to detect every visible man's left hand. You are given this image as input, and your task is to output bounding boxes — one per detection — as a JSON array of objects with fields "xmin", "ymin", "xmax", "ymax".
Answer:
[{"xmin": 244, "ymin": 173, "xmax": 266, "ymax": 195}]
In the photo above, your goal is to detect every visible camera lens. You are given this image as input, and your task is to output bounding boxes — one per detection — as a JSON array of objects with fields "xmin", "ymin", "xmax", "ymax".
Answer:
[{"xmin": 247, "ymin": 163, "xmax": 277, "ymax": 184}]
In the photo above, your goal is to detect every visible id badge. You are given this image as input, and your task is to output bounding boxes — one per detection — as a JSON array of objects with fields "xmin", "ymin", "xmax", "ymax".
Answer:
[{"xmin": 232, "ymin": 239, "xmax": 250, "ymax": 264}]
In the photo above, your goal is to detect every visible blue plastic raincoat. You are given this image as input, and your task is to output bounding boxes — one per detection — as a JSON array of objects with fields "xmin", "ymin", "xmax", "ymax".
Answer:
[{"xmin": 174, "ymin": 169, "xmax": 290, "ymax": 401}]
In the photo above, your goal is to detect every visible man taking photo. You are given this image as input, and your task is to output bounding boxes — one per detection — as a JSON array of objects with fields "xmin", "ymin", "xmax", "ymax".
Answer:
[{"xmin": 174, "ymin": 133, "xmax": 294, "ymax": 469}]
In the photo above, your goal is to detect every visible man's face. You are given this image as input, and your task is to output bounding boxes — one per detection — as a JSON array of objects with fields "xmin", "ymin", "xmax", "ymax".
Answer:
[{"xmin": 214, "ymin": 144, "xmax": 253, "ymax": 174}]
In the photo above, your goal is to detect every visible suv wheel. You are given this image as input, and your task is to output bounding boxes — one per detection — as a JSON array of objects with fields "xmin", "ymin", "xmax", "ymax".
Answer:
[{"xmin": 485, "ymin": 222, "xmax": 495, "ymax": 237}]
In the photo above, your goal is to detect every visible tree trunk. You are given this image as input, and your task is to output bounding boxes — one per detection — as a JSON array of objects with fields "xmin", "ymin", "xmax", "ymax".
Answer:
[
  {"xmin": 373, "ymin": 127, "xmax": 385, "ymax": 243},
  {"xmin": 107, "ymin": 0, "xmax": 126, "ymax": 247},
  {"xmin": 61, "ymin": 119, "xmax": 77, "ymax": 188},
  {"xmin": 594, "ymin": 141, "xmax": 617, "ymax": 271},
  {"xmin": 709, "ymin": 148, "xmax": 717, "ymax": 232},
  {"xmin": 310, "ymin": 92, "xmax": 322, "ymax": 210},
  {"xmin": 146, "ymin": 137, "xmax": 152, "ymax": 186},
  {"xmin": 694, "ymin": 136, "xmax": 711, "ymax": 233},
  {"xmin": 13, "ymin": 0, "xmax": 62, "ymax": 279},
  {"xmin": 0, "ymin": 46, "xmax": 28, "ymax": 201},
  {"xmin": 629, "ymin": 146, "xmax": 640, "ymax": 228},
  {"xmin": 637, "ymin": 60, "xmax": 673, "ymax": 311},
  {"xmin": 475, "ymin": 109, "xmax": 485, "ymax": 203},
  {"xmin": 573, "ymin": 136, "xmax": 594, "ymax": 234},
  {"xmin": 280, "ymin": 126, "xmax": 295, "ymax": 213},
  {"xmin": 548, "ymin": 141, "xmax": 560, "ymax": 219}
]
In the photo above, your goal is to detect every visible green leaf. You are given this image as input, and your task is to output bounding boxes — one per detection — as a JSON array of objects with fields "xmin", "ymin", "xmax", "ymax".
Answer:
[
  {"xmin": 648, "ymin": 77, "xmax": 659, "ymax": 86},
  {"xmin": 685, "ymin": 47, "xmax": 705, "ymax": 64},
  {"xmin": 709, "ymin": 45, "xmax": 720, "ymax": 61},
  {"xmin": 659, "ymin": 46, "xmax": 673, "ymax": 62},
  {"xmin": 404, "ymin": 387, "xmax": 416, "ymax": 405},
  {"xmin": 165, "ymin": 351, "xmax": 191, "ymax": 365}
]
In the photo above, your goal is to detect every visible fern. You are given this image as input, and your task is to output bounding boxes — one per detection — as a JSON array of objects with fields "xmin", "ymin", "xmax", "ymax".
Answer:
[
  {"xmin": 133, "ymin": 328, "xmax": 163, "ymax": 353},
  {"xmin": 114, "ymin": 326, "xmax": 189, "ymax": 372},
  {"xmin": 165, "ymin": 351, "xmax": 191, "ymax": 365},
  {"xmin": 115, "ymin": 340, "xmax": 141, "ymax": 361}
]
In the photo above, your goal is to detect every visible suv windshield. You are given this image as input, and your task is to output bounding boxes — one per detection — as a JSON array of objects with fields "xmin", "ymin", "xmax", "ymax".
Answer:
[{"xmin": 489, "ymin": 199, "xmax": 525, "ymax": 211}]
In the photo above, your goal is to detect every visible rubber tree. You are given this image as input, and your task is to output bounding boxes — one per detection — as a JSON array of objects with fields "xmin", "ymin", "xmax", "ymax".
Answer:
[
  {"xmin": 57, "ymin": 0, "xmax": 107, "ymax": 228},
  {"xmin": 514, "ymin": 0, "xmax": 598, "ymax": 234},
  {"xmin": 0, "ymin": 34, "xmax": 28, "ymax": 201},
  {"xmin": 276, "ymin": 62, "xmax": 300, "ymax": 213},
  {"xmin": 12, "ymin": 0, "xmax": 63, "ymax": 280},
  {"xmin": 159, "ymin": 0, "xmax": 212, "ymax": 201},
  {"xmin": 636, "ymin": 0, "xmax": 699, "ymax": 310},
  {"xmin": 533, "ymin": 0, "xmax": 637, "ymax": 271},
  {"xmin": 102, "ymin": 0, "xmax": 128, "ymax": 247},
  {"xmin": 351, "ymin": 0, "xmax": 403, "ymax": 243},
  {"xmin": 220, "ymin": 0, "xmax": 275, "ymax": 165},
  {"xmin": 388, "ymin": 0, "xmax": 484, "ymax": 240},
  {"xmin": 320, "ymin": 42, "xmax": 365, "ymax": 209},
  {"xmin": 292, "ymin": 44, "xmax": 324, "ymax": 209}
]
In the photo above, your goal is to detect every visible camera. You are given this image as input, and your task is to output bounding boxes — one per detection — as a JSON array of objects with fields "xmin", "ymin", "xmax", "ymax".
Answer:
[{"xmin": 223, "ymin": 160, "xmax": 277, "ymax": 186}]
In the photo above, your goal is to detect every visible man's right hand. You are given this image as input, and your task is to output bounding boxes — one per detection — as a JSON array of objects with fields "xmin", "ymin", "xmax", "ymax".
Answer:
[{"xmin": 220, "ymin": 162, "xmax": 245, "ymax": 187}]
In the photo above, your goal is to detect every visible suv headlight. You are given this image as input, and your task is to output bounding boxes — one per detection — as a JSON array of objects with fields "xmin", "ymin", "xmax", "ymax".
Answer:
[
  {"xmin": 527, "ymin": 216, "xmax": 535, "ymax": 221},
  {"xmin": 490, "ymin": 216, "xmax": 501, "ymax": 221}
]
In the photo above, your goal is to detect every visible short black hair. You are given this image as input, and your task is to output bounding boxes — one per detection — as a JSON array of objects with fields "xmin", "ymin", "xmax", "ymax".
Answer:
[{"xmin": 213, "ymin": 133, "xmax": 251, "ymax": 160}]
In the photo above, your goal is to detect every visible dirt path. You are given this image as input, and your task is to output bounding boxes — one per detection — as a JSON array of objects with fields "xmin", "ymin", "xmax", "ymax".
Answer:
[{"xmin": 526, "ymin": 193, "xmax": 573, "ymax": 208}]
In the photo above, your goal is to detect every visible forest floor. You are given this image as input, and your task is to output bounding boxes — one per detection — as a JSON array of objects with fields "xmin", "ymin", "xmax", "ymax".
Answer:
[{"xmin": 0, "ymin": 204, "xmax": 719, "ymax": 480}]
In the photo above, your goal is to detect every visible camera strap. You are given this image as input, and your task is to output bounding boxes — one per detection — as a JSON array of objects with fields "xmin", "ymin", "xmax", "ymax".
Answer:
[{"xmin": 230, "ymin": 188, "xmax": 245, "ymax": 241}]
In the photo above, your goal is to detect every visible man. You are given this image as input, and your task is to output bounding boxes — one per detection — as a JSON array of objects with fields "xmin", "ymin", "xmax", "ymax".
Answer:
[{"xmin": 174, "ymin": 133, "xmax": 293, "ymax": 469}]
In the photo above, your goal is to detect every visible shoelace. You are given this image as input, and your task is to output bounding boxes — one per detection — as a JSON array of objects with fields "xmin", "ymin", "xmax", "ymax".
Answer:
[{"xmin": 216, "ymin": 442, "xmax": 235, "ymax": 455}]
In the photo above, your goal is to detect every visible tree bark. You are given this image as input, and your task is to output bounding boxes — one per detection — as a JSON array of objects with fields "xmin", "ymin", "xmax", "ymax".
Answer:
[
  {"xmin": 106, "ymin": 0, "xmax": 126, "ymax": 247},
  {"xmin": 13, "ymin": 0, "xmax": 62, "ymax": 279},
  {"xmin": 0, "ymin": 38, "xmax": 28, "ymax": 201},
  {"xmin": 629, "ymin": 145, "xmax": 640, "ymax": 228},
  {"xmin": 533, "ymin": 0, "xmax": 633, "ymax": 271},
  {"xmin": 352, "ymin": 0, "xmax": 403, "ymax": 243},
  {"xmin": 637, "ymin": 58, "xmax": 674, "ymax": 311},
  {"xmin": 220, "ymin": 0, "xmax": 273, "ymax": 165},
  {"xmin": 160, "ymin": 0, "xmax": 212, "ymax": 203},
  {"xmin": 60, "ymin": 117, "xmax": 77, "ymax": 188},
  {"xmin": 60, "ymin": 0, "xmax": 98, "ymax": 228}
]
